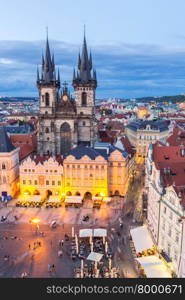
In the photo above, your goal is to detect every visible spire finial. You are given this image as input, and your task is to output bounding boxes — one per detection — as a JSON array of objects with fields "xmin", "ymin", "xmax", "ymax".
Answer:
[
  {"xmin": 84, "ymin": 24, "xmax": 86, "ymax": 39},
  {"xmin": 46, "ymin": 26, "xmax": 48, "ymax": 40}
]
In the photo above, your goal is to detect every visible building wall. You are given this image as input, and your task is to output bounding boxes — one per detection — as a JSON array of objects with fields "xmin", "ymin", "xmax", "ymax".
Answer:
[
  {"xmin": 19, "ymin": 150, "xmax": 131, "ymax": 198},
  {"xmin": 0, "ymin": 148, "xmax": 20, "ymax": 197},
  {"xmin": 126, "ymin": 127, "xmax": 169, "ymax": 158},
  {"xmin": 158, "ymin": 186, "xmax": 184, "ymax": 277},
  {"xmin": 20, "ymin": 157, "xmax": 63, "ymax": 196}
]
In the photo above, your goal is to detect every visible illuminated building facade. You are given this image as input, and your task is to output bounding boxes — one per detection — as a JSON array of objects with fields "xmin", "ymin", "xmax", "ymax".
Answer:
[
  {"xmin": 0, "ymin": 127, "xmax": 19, "ymax": 197},
  {"xmin": 19, "ymin": 143, "xmax": 131, "ymax": 197},
  {"xmin": 126, "ymin": 120, "xmax": 169, "ymax": 158}
]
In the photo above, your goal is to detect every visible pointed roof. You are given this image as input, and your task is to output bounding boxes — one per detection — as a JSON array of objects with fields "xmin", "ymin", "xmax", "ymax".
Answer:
[
  {"xmin": 73, "ymin": 31, "xmax": 97, "ymax": 87},
  {"xmin": 0, "ymin": 127, "xmax": 16, "ymax": 153},
  {"xmin": 37, "ymin": 34, "xmax": 60, "ymax": 87}
]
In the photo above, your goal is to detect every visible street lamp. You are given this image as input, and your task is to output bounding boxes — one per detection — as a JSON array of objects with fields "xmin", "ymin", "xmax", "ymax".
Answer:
[{"xmin": 30, "ymin": 218, "xmax": 41, "ymax": 235}]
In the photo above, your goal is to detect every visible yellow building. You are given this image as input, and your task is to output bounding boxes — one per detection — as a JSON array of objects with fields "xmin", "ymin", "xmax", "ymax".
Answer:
[
  {"xmin": 126, "ymin": 120, "xmax": 169, "ymax": 158},
  {"xmin": 19, "ymin": 143, "xmax": 132, "ymax": 197}
]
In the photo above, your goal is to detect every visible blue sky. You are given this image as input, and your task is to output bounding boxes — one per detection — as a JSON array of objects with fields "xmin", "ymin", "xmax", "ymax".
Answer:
[{"xmin": 1, "ymin": 0, "xmax": 185, "ymax": 98}]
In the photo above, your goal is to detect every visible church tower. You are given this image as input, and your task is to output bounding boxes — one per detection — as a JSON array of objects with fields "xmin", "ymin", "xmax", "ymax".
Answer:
[
  {"xmin": 72, "ymin": 32, "xmax": 97, "ymax": 146},
  {"xmin": 37, "ymin": 35, "xmax": 60, "ymax": 155}
]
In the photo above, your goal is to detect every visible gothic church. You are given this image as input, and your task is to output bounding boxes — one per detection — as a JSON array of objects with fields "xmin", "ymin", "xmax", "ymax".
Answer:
[{"xmin": 37, "ymin": 33, "xmax": 97, "ymax": 156}]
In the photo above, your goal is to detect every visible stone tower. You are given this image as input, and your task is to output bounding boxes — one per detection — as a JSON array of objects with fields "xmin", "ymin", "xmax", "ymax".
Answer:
[
  {"xmin": 37, "ymin": 36, "xmax": 60, "ymax": 155},
  {"xmin": 72, "ymin": 32, "xmax": 97, "ymax": 146},
  {"xmin": 37, "ymin": 33, "xmax": 97, "ymax": 156}
]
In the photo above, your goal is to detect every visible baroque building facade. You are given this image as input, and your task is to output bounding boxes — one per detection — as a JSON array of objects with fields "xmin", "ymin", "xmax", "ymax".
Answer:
[
  {"xmin": 37, "ymin": 34, "xmax": 97, "ymax": 156},
  {"xmin": 19, "ymin": 143, "xmax": 132, "ymax": 197}
]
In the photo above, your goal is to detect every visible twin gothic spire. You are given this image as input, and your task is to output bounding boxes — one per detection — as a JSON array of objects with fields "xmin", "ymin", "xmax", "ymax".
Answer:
[
  {"xmin": 37, "ymin": 34, "xmax": 60, "ymax": 87},
  {"xmin": 73, "ymin": 32, "xmax": 97, "ymax": 86},
  {"xmin": 37, "ymin": 30, "xmax": 97, "ymax": 88}
]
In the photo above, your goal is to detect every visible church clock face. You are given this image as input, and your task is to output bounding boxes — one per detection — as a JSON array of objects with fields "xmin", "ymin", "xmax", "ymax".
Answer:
[{"xmin": 63, "ymin": 95, "xmax": 68, "ymax": 101}]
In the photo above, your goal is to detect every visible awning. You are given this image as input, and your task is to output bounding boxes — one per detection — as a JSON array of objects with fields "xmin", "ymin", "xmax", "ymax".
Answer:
[
  {"xmin": 136, "ymin": 255, "xmax": 172, "ymax": 278},
  {"xmin": 130, "ymin": 225, "xmax": 154, "ymax": 253},
  {"xmin": 87, "ymin": 252, "xmax": 103, "ymax": 262},
  {"xmin": 79, "ymin": 229, "xmax": 93, "ymax": 238},
  {"xmin": 48, "ymin": 196, "xmax": 61, "ymax": 203},
  {"xmin": 65, "ymin": 196, "xmax": 83, "ymax": 204},
  {"xmin": 93, "ymin": 228, "xmax": 107, "ymax": 237}
]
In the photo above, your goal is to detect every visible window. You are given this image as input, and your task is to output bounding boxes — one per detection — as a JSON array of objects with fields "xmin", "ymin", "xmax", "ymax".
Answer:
[
  {"xmin": 118, "ymin": 163, "xmax": 121, "ymax": 167},
  {"xmin": 24, "ymin": 169, "xmax": 27, "ymax": 172},
  {"xmin": 174, "ymin": 250, "xmax": 178, "ymax": 262},
  {"xmin": 96, "ymin": 166, "xmax": 99, "ymax": 169},
  {"xmin": 83, "ymin": 121, "xmax": 86, "ymax": 126},
  {"xmin": 45, "ymin": 127, "xmax": 49, "ymax": 133},
  {"xmin": 168, "ymin": 228, "xmax": 172, "ymax": 237},
  {"xmin": 101, "ymin": 166, "xmax": 104, "ymax": 169},
  {"xmin": 2, "ymin": 163, "xmax": 6, "ymax": 170},
  {"xmin": 32, "ymin": 170, "xmax": 35, "ymax": 173},
  {"xmin": 29, "ymin": 180, "xmax": 32, "ymax": 185},
  {"xmin": 42, "ymin": 95, "xmax": 44, "ymax": 102},
  {"xmin": 90, "ymin": 174, "xmax": 93, "ymax": 178},
  {"xmin": 23, "ymin": 180, "xmax": 26, "ymax": 184},
  {"xmin": 90, "ymin": 165, "xmax": 93, "ymax": 169},
  {"xmin": 80, "ymin": 112, "xmax": 84, "ymax": 115},
  {"xmin": 52, "ymin": 181, "xmax": 55, "ymax": 186},
  {"xmin": 82, "ymin": 92, "xmax": 87, "ymax": 106},
  {"xmin": 46, "ymin": 180, "xmax": 49, "ymax": 185},
  {"xmin": 167, "ymin": 243, "xmax": 171, "ymax": 256},
  {"xmin": 45, "ymin": 93, "xmax": 50, "ymax": 106},
  {"xmin": 47, "ymin": 137, "xmax": 50, "ymax": 141},
  {"xmin": 77, "ymin": 165, "xmax": 80, "ymax": 169},
  {"xmin": 85, "ymin": 165, "xmax": 88, "ymax": 169},
  {"xmin": 72, "ymin": 165, "xmax": 75, "ymax": 169},
  {"xmin": 67, "ymin": 165, "xmax": 70, "ymax": 169},
  {"xmin": 46, "ymin": 170, "xmax": 48, "ymax": 173},
  {"xmin": 50, "ymin": 170, "xmax": 52, "ymax": 173},
  {"xmin": 58, "ymin": 181, "xmax": 61, "ymax": 186},
  {"xmin": 34, "ymin": 180, "xmax": 37, "ymax": 185}
]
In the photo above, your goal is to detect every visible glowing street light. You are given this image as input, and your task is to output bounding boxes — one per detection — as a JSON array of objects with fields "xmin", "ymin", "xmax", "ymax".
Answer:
[{"xmin": 30, "ymin": 218, "xmax": 41, "ymax": 235}]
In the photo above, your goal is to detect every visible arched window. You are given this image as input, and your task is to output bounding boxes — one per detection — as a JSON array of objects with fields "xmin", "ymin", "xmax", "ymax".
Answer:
[
  {"xmin": 45, "ymin": 93, "xmax": 50, "ymax": 106},
  {"xmin": 82, "ymin": 92, "xmax": 87, "ymax": 106},
  {"xmin": 45, "ymin": 127, "xmax": 49, "ymax": 133},
  {"xmin": 2, "ymin": 163, "xmax": 6, "ymax": 170}
]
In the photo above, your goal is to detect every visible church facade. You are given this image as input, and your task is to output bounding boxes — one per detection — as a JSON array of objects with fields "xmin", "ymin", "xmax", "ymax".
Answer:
[{"xmin": 37, "ymin": 34, "xmax": 97, "ymax": 156}]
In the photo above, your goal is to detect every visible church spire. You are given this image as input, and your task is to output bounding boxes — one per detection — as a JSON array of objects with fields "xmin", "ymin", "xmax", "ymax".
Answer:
[
  {"xmin": 37, "ymin": 32, "xmax": 60, "ymax": 88},
  {"xmin": 73, "ymin": 29, "xmax": 97, "ymax": 88}
]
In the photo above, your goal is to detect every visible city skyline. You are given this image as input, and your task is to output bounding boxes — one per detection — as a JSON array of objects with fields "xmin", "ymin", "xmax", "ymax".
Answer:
[{"xmin": 1, "ymin": 0, "xmax": 185, "ymax": 98}]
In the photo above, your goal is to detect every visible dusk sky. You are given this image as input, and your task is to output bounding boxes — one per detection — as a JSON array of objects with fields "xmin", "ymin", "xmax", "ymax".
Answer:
[{"xmin": 1, "ymin": 0, "xmax": 185, "ymax": 98}]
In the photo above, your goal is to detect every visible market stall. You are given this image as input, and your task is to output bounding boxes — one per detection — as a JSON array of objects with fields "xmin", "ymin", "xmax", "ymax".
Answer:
[
  {"xmin": 130, "ymin": 225, "xmax": 154, "ymax": 255},
  {"xmin": 16, "ymin": 195, "xmax": 44, "ymax": 207},
  {"xmin": 136, "ymin": 255, "xmax": 172, "ymax": 278},
  {"xmin": 45, "ymin": 195, "xmax": 62, "ymax": 208},
  {"xmin": 65, "ymin": 196, "xmax": 83, "ymax": 207}
]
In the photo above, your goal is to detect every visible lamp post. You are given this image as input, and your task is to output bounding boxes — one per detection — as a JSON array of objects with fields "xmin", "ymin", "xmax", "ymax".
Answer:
[{"xmin": 30, "ymin": 218, "xmax": 41, "ymax": 235}]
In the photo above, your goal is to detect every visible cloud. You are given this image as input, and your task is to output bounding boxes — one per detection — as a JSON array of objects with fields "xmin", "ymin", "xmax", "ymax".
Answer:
[{"xmin": 0, "ymin": 40, "xmax": 185, "ymax": 97}]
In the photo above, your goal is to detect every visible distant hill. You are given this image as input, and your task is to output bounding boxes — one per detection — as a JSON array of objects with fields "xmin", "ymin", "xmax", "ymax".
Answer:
[
  {"xmin": 133, "ymin": 94, "xmax": 185, "ymax": 103},
  {"xmin": 0, "ymin": 97, "xmax": 38, "ymax": 102}
]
